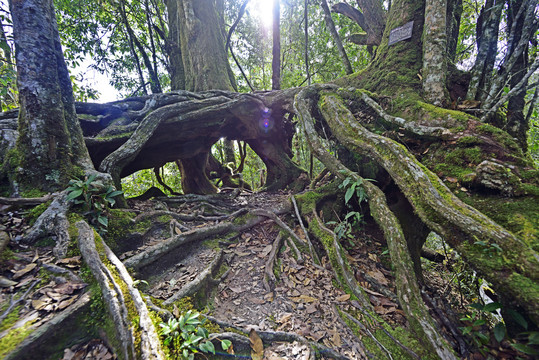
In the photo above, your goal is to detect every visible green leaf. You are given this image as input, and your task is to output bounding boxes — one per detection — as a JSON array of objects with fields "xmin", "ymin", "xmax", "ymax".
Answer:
[
  {"xmin": 221, "ymin": 339, "xmax": 232, "ymax": 350},
  {"xmin": 509, "ymin": 309, "xmax": 528, "ymax": 330},
  {"xmin": 511, "ymin": 343, "xmax": 539, "ymax": 355},
  {"xmin": 108, "ymin": 190, "xmax": 123, "ymax": 198},
  {"xmin": 468, "ymin": 303, "xmax": 484, "ymax": 310},
  {"xmin": 67, "ymin": 189, "xmax": 83, "ymax": 200},
  {"xmin": 473, "ymin": 319, "xmax": 486, "ymax": 326},
  {"xmin": 528, "ymin": 332, "xmax": 539, "ymax": 345},
  {"xmin": 199, "ymin": 341, "xmax": 215, "ymax": 354},
  {"xmin": 483, "ymin": 302, "xmax": 502, "ymax": 313},
  {"xmin": 345, "ymin": 186, "xmax": 355, "ymax": 204},
  {"xmin": 98, "ymin": 215, "xmax": 108, "ymax": 227},
  {"xmin": 493, "ymin": 323, "xmax": 506, "ymax": 342}
]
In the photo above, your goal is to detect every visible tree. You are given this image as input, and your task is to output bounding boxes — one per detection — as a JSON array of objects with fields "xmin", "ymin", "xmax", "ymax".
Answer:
[
  {"xmin": 1, "ymin": 0, "xmax": 538, "ymax": 359},
  {"xmin": 7, "ymin": 0, "xmax": 95, "ymax": 193}
]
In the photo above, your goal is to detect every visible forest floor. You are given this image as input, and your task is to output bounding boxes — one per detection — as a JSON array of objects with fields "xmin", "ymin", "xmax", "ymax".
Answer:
[{"xmin": 0, "ymin": 190, "xmax": 523, "ymax": 359}]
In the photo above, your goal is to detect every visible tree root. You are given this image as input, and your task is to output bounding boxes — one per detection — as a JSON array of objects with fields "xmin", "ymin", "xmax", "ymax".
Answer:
[
  {"xmin": 163, "ymin": 250, "xmax": 223, "ymax": 305},
  {"xmin": 19, "ymin": 191, "xmax": 71, "ymax": 259},
  {"xmin": 203, "ymin": 316, "xmax": 354, "ymax": 360},
  {"xmin": 311, "ymin": 211, "xmax": 372, "ymax": 310},
  {"xmin": 0, "ymin": 278, "xmax": 39, "ymax": 324},
  {"xmin": 263, "ymin": 233, "xmax": 284, "ymax": 292},
  {"xmin": 0, "ymin": 192, "xmax": 58, "ymax": 206},
  {"xmin": 296, "ymin": 85, "xmax": 539, "ymax": 324},
  {"xmin": 251, "ymin": 208, "xmax": 304, "ymax": 264},
  {"xmin": 77, "ymin": 220, "xmax": 165, "ymax": 360},
  {"xmin": 296, "ymin": 87, "xmax": 458, "ymax": 359},
  {"xmin": 291, "ymin": 195, "xmax": 321, "ymax": 266}
]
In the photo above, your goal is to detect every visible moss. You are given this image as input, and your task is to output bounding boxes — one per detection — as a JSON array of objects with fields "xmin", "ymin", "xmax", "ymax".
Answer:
[
  {"xmin": 414, "ymin": 101, "xmax": 472, "ymax": 124},
  {"xmin": 0, "ymin": 320, "xmax": 36, "ymax": 358},
  {"xmin": 20, "ymin": 188, "xmax": 47, "ymax": 198},
  {"xmin": 25, "ymin": 201, "xmax": 51, "ymax": 226},
  {"xmin": 457, "ymin": 136, "xmax": 483, "ymax": 146},
  {"xmin": 477, "ymin": 124, "xmax": 522, "ymax": 154},
  {"xmin": 107, "ymin": 210, "xmax": 136, "ymax": 250},
  {"xmin": 0, "ymin": 305, "xmax": 22, "ymax": 332}
]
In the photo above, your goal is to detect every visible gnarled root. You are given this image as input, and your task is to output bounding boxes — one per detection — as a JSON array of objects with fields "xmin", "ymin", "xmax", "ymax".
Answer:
[{"xmin": 77, "ymin": 220, "xmax": 165, "ymax": 360}]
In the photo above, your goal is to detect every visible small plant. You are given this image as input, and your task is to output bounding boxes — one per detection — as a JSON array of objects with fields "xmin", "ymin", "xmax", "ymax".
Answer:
[
  {"xmin": 473, "ymin": 237, "xmax": 503, "ymax": 257},
  {"xmin": 459, "ymin": 302, "xmax": 502, "ymax": 354},
  {"xmin": 338, "ymin": 175, "xmax": 368, "ymax": 205},
  {"xmin": 159, "ymin": 310, "xmax": 232, "ymax": 360},
  {"xmin": 66, "ymin": 174, "xmax": 123, "ymax": 234}
]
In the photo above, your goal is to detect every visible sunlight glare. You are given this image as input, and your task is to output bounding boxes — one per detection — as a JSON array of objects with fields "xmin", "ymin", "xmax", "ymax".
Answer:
[{"xmin": 250, "ymin": 0, "xmax": 274, "ymax": 28}]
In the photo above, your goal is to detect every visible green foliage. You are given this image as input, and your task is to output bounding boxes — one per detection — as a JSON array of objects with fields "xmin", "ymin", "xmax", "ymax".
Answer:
[
  {"xmin": 159, "ymin": 310, "xmax": 231, "ymax": 360},
  {"xmin": 66, "ymin": 175, "xmax": 123, "ymax": 234},
  {"xmin": 326, "ymin": 175, "xmax": 370, "ymax": 246},
  {"xmin": 459, "ymin": 302, "xmax": 501, "ymax": 354}
]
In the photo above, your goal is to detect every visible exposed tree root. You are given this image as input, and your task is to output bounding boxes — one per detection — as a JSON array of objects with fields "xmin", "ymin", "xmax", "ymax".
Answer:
[
  {"xmin": 163, "ymin": 250, "xmax": 223, "ymax": 305},
  {"xmin": 296, "ymin": 85, "xmax": 539, "ymax": 324},
  {"xmin": 19, "ymin": 191, "xmax": 71, "ymax": 258},
  {"xmin": 3, "ymin": 292, "xmax": 91, "ymax": 360},
  {"xmin": 336, "ymin": 305, "xmax": 396, "ymax": 360},
  {"xmin": 252, "ymin": 208, "xmax": 304, "ymax": 264},
  {"xmin": 296, "ymin": 87, "xmax": 458, "ymax": 359},
  {"xmin": 202, "ymin": 317, "xmax": 354, "ymax": 360},
  {"xmin": 77, "ymin": 220, "xmax": 165, "ymax": 360},
  {"xmin": 0, "ymin": 192, "xmax": 58, "ymax": 206},
  {"xmin": 0, "ymin": 279, "xmax": 39, "ymax": 324},
  {"xmin": 291, "ymin": 195, "xmax": 321, "ymax": 266},
  {"xmin": 263, "ymin": 233, "xmax": 284, "ymax": 292}
]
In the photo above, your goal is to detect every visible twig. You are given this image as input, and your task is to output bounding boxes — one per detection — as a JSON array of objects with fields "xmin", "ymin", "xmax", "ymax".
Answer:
[
  {"xmin": 0, "ymin": 193, "xmax": 57, "ymax": 206},
  {"xmin": 0, "ymin": 279, "xmax": 40, "ymax": 325}
]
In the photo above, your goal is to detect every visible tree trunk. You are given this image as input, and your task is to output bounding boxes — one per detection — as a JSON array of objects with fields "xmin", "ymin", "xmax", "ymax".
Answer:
[
  {"xmin": 165, "ymin": 0, "xmax": 185, "ymax": 90},
  {"xmin": 8, "ymin": 0, "xmax": 94, "ymax": 193},
  {"xmin": 272, "ymin": 0, "xmax": 281, "ymax": 90},
  {"xmin": 422, "ymin": 0, "xmax": 448, "ymax": 106}
]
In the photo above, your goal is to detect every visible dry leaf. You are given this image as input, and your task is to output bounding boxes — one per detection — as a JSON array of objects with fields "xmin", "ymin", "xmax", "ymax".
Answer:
[
  {"xmin": 32, "ymin": 299, "xmax": 48, "ymax": 310},
  {"xmin": 331, "ymin": 326, "xmax": 341, "ymax": 347},
  {"xmin": 368, "ymin": 253, "xmax": 377, "ymax": 261},
  {"xmin": 55, "ymin": 282, "xmax": 86, "ymax": 295},
  {"xmin": 249, "ymin": 329, "xmax": 264, "ymax": 360},
  {"xmin": 249, "ymin": 297, "xmax": 266, "ymax": 305},
  {"xmin": 366, "ymin": 269, "xmax": 388, "ymax": 286},
  {"xmin": 0, "ymin": 276, "xmax": 17, "ymax": 288},
  {"xmin": 290, "ymin": 295, "xmax": 317, "ymax": 303},
  {"xmin": 336, "ymin": 294, "xmax": 351, "ymax": 302},
  {"xmin": 13, "ymin": 263, "xmax": 37, "ymax": 279},
  {"xmin": 305, "ymin": 303, "xmax": 318, "ymax": 314},
  {"xmin": 258, "ymin": 245, "xmax": 273, "ymax": 258},
  {"xmin": 278, "ymin": 313, "xmax": 293, "ymax": 324},
  {"xmin": 57, "ymin": 297, "xmax": 76, "ymax": 310}
]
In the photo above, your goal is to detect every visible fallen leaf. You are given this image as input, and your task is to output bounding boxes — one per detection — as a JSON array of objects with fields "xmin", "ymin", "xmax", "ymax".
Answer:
[
  {"xmin": 289, "ymin": 295, "xmax": 317, "ymax": 303},
  {"xmin": 13, "ymin": 263, "xmax": 37, "ymax": 279},
  {"xmin": 305, "ymin": 303, "xmax": 318, "ymax": 314},
  {"xmin": 368, "ymin": 253, "xmax": 378, "ymax": 261},
  {"xmin": 54, "ymin": 282, "xmax": 86, "ymax": 295},
  {"xmin": 336, "ymin": 294, "xmax": 351, "ymax": 302},
  {"xmin": 249, "ymin": 329, "xmax": 264, "ymax": 360},
  {"xmin": 278, "ymin": 313, "xmax": 293, "ymax": 324},
  {"xmin": 367, "ymin": 269, "xmax": 388, "ymax": 286},
  {"xmin": 32, "ymin": 299, "xmax": 49, "ymax": 310},
  {"xmin": 57, "ymin": 297, "xmax": 76, "ymax": 310},
  {"xmin": 0, "ymin": 276, "xmax": 17, "ymax": 288},
  {"xmin": 258, "ymin": 245, "xmax": 273, "ymax": 258},
  {"xmin": 331, "ymin": 326, "xmax": 341, "ymax": 347},
  {"xmin": 249, "ymin": 297, "xmax": 266, "ymax": 305},
  {"xmin": 445, "ymin": 177, "xmax": 458, "ymax": 183}
]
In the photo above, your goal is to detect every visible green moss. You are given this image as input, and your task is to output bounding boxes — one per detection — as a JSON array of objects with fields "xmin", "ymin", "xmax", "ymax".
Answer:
[
  {"xmin": 477, "ymin": 124, "xmax": 522, "ymax": 154},
  {"xmin": 457, "ymin": 136, "xmax": 483, "ymax": 146},
  {"xmin": 414, "ymin": 101, "xmax": 472, "ymax": 124},
  {"xmin": 0, "ymin": 305, "xmax": 22, "ymax": 332},
  {"xmin": 0, "ymin": 320, "xmax": 36, "ymax": 358},
  {"xmin": 19, "ymin": 188, "xmax": 47, "ymax": 198},
  {"xmin": 107, "ymin": 210, "xmax": 136, "ymax": 249},
  {"xmin": 25, "ymin": 201, "xmax": 51, "ymax": 226}
]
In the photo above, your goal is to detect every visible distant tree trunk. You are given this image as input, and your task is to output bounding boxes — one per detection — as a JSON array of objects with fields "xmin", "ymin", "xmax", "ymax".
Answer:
[
  {"xmin": 422, "ymin": 0, "xmax": 448, "ymax": 106},
  {"xmin": 466, "ymin": 0, "xmax": 503, "ymax": 101},
  {"xmin": 304, "ymin": 0, "xmax": 311, "ymax": 85},
  {"xmin": 505, "ymin": 0, "xmax": 529, "ymax": 150},
  {"xmin": 272, "ymin": 0, "xmax": 281, "ymax": 90},
  {"xmin": 320, "ymin": 0, "xmax": 354, "ymax": 75},
  {"xmin": 446, "ymin": 0, "xmax": 462, "ymax": 63},
  {"xmin": 8, "ymin": 0, "xmax": 94, "ymax": 193}
]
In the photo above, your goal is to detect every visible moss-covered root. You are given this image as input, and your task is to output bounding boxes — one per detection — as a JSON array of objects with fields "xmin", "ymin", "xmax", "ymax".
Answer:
[
  {"xmin": 296, "ymin": 96, "xmax": 456, "ymax": 357},
  {"xmin": 314, "ymin": 91, "xmax": 539, "ymax": 324},
  {"xmin": 77, "ymin": 220, "xmax": 165, "ymax": 360}
]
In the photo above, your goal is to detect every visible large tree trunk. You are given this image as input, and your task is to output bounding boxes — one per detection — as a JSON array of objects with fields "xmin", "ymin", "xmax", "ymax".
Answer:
[{"xmin": 8, "ymin": 0, "xmax": 94, "ymax": 193}]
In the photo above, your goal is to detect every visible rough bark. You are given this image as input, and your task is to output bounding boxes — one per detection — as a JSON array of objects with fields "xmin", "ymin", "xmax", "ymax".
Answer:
[
  {"xmin": 422, "ymin": 0, "xmax": 448, "ymax": 106},
  {"xmin": 8, "ymin": 0, "xmax": 94, "ymax": 192},
  {"xmin": 320, "ymin": 0, "xmax": 353, "ymax": 75},
  {"xmin": 165, "ymin": 0, "xmax": 185, "ymax": 90},
  {"xmin": 309, "ymin": 87, "xmax": 539, "ymax": 324},
  {"xmin": 296, "ymin": 87, "xmax": 458, "ymax": 359}
]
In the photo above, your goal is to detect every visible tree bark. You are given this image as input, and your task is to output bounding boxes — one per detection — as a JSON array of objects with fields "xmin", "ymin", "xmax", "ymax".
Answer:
[
  {"xmin": 8, "ymin": 0, "xmax": 94, "ymax": 193},
  {"xmin": 422, "ymin": 0, "xmax": 448, "ymax": 106}
]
